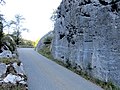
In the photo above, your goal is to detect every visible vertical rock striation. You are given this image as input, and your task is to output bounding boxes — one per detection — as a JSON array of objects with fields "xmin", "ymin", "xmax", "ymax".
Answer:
[{"xmin": 52, "ymin": 0, "xmax": 120, "ymax": 86}]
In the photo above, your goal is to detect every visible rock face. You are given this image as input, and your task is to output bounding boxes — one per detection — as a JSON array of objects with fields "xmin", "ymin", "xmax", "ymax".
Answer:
[
  {"xmin": 0, "ymin": 62, "xmax": 27, "ymax": 88},
  {"xmin": 36, "ymin": 31, "xmax": 53, "ymax": 51},
  {"xmin": 0, "ymin": 63, "xmax": 6, "ymax": 77},
  {"xmin": 52, "ymin": 0, "xmax": 120, "ymax": 86},
  {"xmin": 0, "ymin": 35, "xmax": 17, "ymax": 58}
]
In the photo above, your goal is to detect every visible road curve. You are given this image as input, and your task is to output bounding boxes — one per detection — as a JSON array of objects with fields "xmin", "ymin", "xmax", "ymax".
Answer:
[{"xmin": 18, "ymin": 48, "xmax": 103, "ymax": 90}]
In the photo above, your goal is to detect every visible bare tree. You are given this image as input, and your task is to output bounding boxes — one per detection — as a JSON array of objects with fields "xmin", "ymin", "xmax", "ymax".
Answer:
[
  {"xmin": 11, "ymin": 14, "xmax": 28, "ymax": 45},
  {"xmin": 0, "ymin": 0, "xmax": 5, "ymax": 47}
]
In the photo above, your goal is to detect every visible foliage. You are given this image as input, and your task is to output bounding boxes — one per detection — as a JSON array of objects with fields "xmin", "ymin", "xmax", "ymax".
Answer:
[
  {"xmin": 10, "ymin": 34, "xmax": 35, "ymax": 48},
  {"xmin": 0, "ymin": 84, "xmax": 27, "ymax": 90},
  {"xmin": 3, "ymin": 20, "xmax": 15, "ymax": 34},
  {"xmin": 39, "ymin": 45, "xmax": 52, "ymax": 59},
  {"xmin": 0, "ymin": 0, "xmax": 7, "ymax": 47},
  {"xmin": 19, "ymin": 38, "xmax": 35, "ymax": 48},
  {"xmin": 34, "ymin": 38, "xmax": 40, "ymax": 47},
  {"xmin": 43, "ymin": 36, "xmax": 52, "ymax": 45},
  {"xmin": 0, "ymin": 58, "xmax": 19, "ymax": 64},
  {"xmin": 10, "ymin": 14, "xmax": 28, "ymax": 45}
]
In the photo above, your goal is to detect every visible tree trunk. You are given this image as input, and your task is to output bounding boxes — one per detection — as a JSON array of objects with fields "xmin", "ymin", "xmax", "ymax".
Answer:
[
  {"xmin": 0, "ymin": 22, "xmax": 3, "ymax": 47},
  {"xmin": 16, "ymin": 30, "xmax": 20, "ymax": 45}
]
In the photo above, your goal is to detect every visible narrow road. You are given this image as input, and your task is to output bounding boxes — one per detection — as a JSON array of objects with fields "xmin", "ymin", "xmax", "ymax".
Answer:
[{"xmin": 18, "ymin": 48, "xmax": 103, "ymax": 90}]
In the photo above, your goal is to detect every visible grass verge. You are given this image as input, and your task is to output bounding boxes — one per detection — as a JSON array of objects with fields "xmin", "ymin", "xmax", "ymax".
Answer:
[
  {"xmin": 0, "ymin": 58, "xmax": 20, "ymax": 64},
  {"xmin": 0, "ymin": 84, "xmax": 27, "ymax": 90}
]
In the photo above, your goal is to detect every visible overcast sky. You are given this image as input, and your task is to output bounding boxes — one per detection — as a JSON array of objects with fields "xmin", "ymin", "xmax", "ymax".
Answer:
[{"xmin": 0, "ymin": 0, "xmax": 62, "ymax": 41}]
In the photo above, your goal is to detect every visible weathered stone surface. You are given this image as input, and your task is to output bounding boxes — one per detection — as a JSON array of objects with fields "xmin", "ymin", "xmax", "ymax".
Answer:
[
  {"xmin": 36, "ymin": 31, "xmax": 53, "ymax": 51},
  {"xmin": 3, "ymin": 73, "xmax": 24, "ymax": 84},
  {"xmin": 0, "ymin": 62, "xmax": 27, "ymax": 87},
  {"xmin": 0, "ymin": 50, "xmax": 12, "ymax": 58},
  {"xmin": 13, "ymin": 62, "xmax": 25, "ymax": 75},
  {"xmin": 52, "ymin": 0, "xmax": 120, "ymax": 86},
  {"xmin": 0, "ymin": 63, "xmax": 6, "ymax": 77}
]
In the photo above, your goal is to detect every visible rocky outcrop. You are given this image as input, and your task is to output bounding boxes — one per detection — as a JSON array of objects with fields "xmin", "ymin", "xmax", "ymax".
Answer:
[
  {"xmin": 52, "ymin": 0, "xmax": 120, "ymax": 86},
  {"xmin": 0, "ymin": 34, "xmax": 27, "ymax": 89},
  {"xmin": 36, "ymin": 31, "xmax": 53, "ymax": 51},
  {"xmin": 0, "ymin": 61, "xmax": 28, "ymax": 89}
]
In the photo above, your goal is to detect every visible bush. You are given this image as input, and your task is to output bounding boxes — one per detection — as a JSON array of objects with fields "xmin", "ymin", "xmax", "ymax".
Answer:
[
  {"xmin": 43, "ymin": 36, "xmax": 52, "ymax": 45},
  {"xmin": 38, "ymin": 45, "xmax": 53, "ymax": 59},
  {"xmin": 0, "ymin": 84, "xmax": 27, "ymax": 90},
  {"xmin": 0, "ymin": 58, "xmax": 19, "ymax": 64}
]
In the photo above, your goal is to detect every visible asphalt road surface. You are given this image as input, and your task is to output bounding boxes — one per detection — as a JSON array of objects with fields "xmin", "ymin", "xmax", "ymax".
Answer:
[{"xmin": 18, "ymin": 48, "xmax": 103, "ymax": 90}]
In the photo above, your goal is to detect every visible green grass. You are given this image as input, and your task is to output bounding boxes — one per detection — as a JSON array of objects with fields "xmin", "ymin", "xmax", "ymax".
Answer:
[
  {"xmin": 0, "ymin": 84, "xmax": 27, "ymax": 90},
  {"xmin": 38, "ymin": 44, "xmax": 120, "ymax": 90},
  {"xmin": 0, "ymin": 58, "xmax": 20, "ymax": 64},
  {"xmin": 38, "ymin": 45, "xmax": 53, "ymax": 59},
  {"xmin": 17, "ymin": 45, "xmax": 34, "ymax": 48}
]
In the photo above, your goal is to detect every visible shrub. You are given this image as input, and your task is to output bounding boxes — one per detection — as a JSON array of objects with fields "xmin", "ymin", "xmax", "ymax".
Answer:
[
  {"xmin": 38, "ymin": 45, "xmax": 53, "ymax": 59},
  {"xmin": 0, "ymin": 58, "xmax": 19, "ymax": 64},
  {"xmin": 43, "ymin": 36, "xmax": 52, "ymax": 45}
]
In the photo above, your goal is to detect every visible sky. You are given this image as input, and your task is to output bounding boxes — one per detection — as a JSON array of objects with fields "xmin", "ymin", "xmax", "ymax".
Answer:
[{"xmin": 0, "ymin": 0, "xmax": 62, "ymax": 41}]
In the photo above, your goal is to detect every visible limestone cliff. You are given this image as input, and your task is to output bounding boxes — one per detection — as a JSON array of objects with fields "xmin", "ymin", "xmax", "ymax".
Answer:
[
  {"xmin": 36, "ymin": 31, "xmax": 53, "ymax": 51},
  {"xmin": 52, "ymin": 0, "xmax": 120, "ymax": 86}
]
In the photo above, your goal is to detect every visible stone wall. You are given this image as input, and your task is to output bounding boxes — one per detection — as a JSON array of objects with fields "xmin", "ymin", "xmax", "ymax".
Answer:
[{"xmin": 52, "ymin": 0, "xmax": 120, "ymax": 86}]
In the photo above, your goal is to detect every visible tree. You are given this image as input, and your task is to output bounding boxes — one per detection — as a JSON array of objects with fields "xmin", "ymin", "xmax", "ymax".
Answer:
[
  {"xmin": 0, "ymin": 14, "xmax": 4, "ymax": 47},
  {"xmin": 0, "ymin": 0, "xmax": 5, "ymax": 47},
  {"xmin": 11, "ymin": 14, "xmax": 28, "ymax": 45},
  {"xmin": 2, "ymin": 18, "xmax": 15, "ymax": 34}
]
